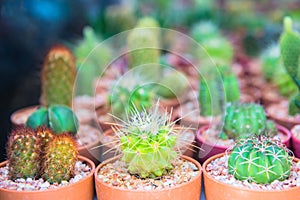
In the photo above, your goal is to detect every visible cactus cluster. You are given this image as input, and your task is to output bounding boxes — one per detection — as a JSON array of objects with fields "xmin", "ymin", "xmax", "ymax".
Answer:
[
  {"xmin": 228, "ymin": 136, "xmax": 292, "ymax": 184},
  {"xmin": 26, "ymin": 105, "xmax": 79, "ymax": 135},
  {"xmin": 6, "ymin": 126, "xmax": 78, "ymax": 183},
  {"xmin": 41, "ymin": 45, "xmax": 76, "ymax": 107},
  {"xmin": 113, "ymin": 102, "xmax": 179, "ymax": 178},
  {"xmin": 279, "ymin": 17, "xmax": 300, "ymax": 115}
]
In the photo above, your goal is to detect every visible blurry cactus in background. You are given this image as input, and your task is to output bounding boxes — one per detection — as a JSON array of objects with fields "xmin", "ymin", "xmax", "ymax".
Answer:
[
  {"xmin": 41, "ymin": 45, "xmax": 76, "ymax": 107},
  {"xmin": 72, "ymin": 26, "xmax": 112, "ymax": 95},
  {"xmin": 280, "ymin": 16, "xmax": 300, "ymax": 115}
]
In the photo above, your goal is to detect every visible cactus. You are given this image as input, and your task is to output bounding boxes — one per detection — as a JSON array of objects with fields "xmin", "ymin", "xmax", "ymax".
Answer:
[
  {"xmin": 114, "ymin": 102, "xmax": 178, "ymax": 178},
  {"xmin": 228, "ymin": 136, "xmax": 292, "ymax": 184},
  {"xmin": 127, "ymin": 17, "xmax": 161, "ymax": 80},
  {"xmin": 72, "ymin": 26, "xmax": 112, "ymax": 95},
  {"xmin": 26, "ymin": 105, "xmax": 79, "ymax": 135},
  {"xmin": 156, "ymin": 69, "xmax": 189, "ymax": 99},
  {"xmin": 261, "ymin": 44, "xmax": 297, "ymax": 97},
  {"xmin": 6, "ymin": 127, "xmax": 40, "ymax": 180},
  {"xmin": 279, "ymin": 17, "xmax": 300, "ymax": 115},
  {"xmin": 191, "ymin": 21, "xmax": 220, "ymax": 43},
  {"xmin": 42, "ymin": 133, "xmax": 78, "ymax": 184},
  {"xmin": 41, "ymin": 45, "xmax": 76, "ymax": 107},
  {"xmin": 222, "ymin": 103, "xmax": 267, "ymax": 139},
  {"xmin": 35, "ymin": 126, "xmax": 55, "ymax": 153}
]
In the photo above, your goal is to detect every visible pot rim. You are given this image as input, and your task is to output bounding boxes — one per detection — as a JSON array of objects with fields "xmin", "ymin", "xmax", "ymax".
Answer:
[
  {"xmin": 196, "ymin": 124, "xmax": 292, "ymax": 149},
  {"xmin": 94, "ymin": 155, "xmax": 202, "ymax": 192},
  {"xmin": 203, "ymin": 152, "xmax": 300, "ymax": 193},
  {"xmin": 0, "ymin": 155, "xmax": 95, "ymax": 194}
]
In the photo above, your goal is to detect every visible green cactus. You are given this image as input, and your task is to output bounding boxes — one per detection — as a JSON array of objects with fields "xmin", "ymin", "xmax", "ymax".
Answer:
[
  {"xmin": 156, "ymin": 69, "xmax": 189, "ymax": 99},
  {"xmin": 220, "ymin": 65, "xmax": 240, "ymax": 103},
  {"xmin": 35, "ymin": 126, "xmax": 55, "ymax": 153},
  {"xmin": 279, "ymin": 17, "xmax": 300, "ymax": 115},
  {"xmin": 191, "ymin": 21, "xmax": 220, "ymax": 43},
  {"xmin": 114, "ymin": 102, "xmax": 178, "ymax": 178},
  {"xmin": 222, "ymin": 103, "xmax": 267, "ymax": 139},
  {"xmin": 104, "ymin": 5, "xmax": 136, "ymax": 36},
  {"xmin": 42, "ymin": 133, "xmax": 78, "ymax": 184},
  {"xmin": 7, "ymin": 127, "xmax": 40, "ymax": 180},
  {"xmin": 41, "ymin": 45, "xmax": 76, "ymax": 107},
  {"xmin": 72, "ymin": 26, "xmax": 112, "ymax": 95},
  {"xmin": 228, "ymin": 136, "xmax": 292, "ymax": 184},
  {"xmin": 26, "ymin": 105, "xmax": 79, "ymax": 135},
  {"xmin": 127, "ymin": 17, "xmax": 161, "ymax": 80}
]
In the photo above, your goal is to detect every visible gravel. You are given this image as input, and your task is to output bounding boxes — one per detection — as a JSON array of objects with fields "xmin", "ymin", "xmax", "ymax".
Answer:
[
  {"xmin": 0, "ymin": 161, "xmax": 92, "ymax": 191},
  {"xmin": 206, "ymin": 154, "xmax": 300, "ymax": 190},
  {"xmin": 97, "ymin": 158, "xmax": 200, "ymax": 190}
]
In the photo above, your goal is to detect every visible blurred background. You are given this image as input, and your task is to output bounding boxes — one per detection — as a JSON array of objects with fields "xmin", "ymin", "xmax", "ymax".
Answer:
[{"xmin": 1, "ymin": 0, "xmax": 300, "ymax": 162}]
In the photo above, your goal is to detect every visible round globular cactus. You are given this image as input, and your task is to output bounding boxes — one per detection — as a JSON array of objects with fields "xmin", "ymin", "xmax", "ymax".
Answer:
[
  {"xmin": 41, "ymin": 45, "xmax": 76, "ymax": 107},
  {"xmin": 42, "ymin": 133, "xmax": 78, "ymax": 184},
  {"xmin": 228, "ymin": 136, "xmax": 292, "ymax": 184},
  {"xmin": 35, "ymin": 126, "xmax": 55, "ymax": 153},
  {"xmin": 26, "ymin": 105, "xmax": 79, "ymax": 135},
  {"xmin": 222, "ymin": 103, "xmax": 267, "ymax": 139},
  {"xmin": 115, "ymin": 102, "xmax": 178, "ymax": 178},
  {"xmin": 6, "ymin": 127, "xmax": 40, "ymax": 180}
]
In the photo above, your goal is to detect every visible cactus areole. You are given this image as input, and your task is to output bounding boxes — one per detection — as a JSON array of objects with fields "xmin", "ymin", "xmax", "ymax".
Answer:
[
  {"xmin": 114, "ymin": 102, "xmax": 178, "ymax": 178},
  {"xmin": 228, "ymin": 136, "xmax": 292, "ymax": 184}
]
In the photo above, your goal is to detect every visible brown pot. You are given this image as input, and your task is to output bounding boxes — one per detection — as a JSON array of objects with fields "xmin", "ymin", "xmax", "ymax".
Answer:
[
  {"xmin": 266, "ymin": 100, "xmax": 300, "ymax": 129},
  {"xmin": 0, "ymin": 156, "xmax": 95, "ymax": 200},
  {"xmin": 10, "ymin": 105, "xmax": 38, "ymax": 128},
  {"xmin": 94, "ymin": 155, "xmax": 202, "ymax": 200},
  {"xmin": 203, "ymin": 153, "xmax": 300, "ymax": 200}
]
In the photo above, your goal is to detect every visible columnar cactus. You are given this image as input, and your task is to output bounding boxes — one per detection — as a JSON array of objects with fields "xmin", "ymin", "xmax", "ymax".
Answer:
[
  {"xmin": 222, "ymin": 103, "xmax": 267, "ymax": 139},
  {"xmin": 279, "ymin": 17, "xmax": 300, "ymax": 115},
  {"xmin": 228, "ymin": 136, "xmax": 292, "ymax": 184},
  {"xmin": 42, "ymin": 133, "xmax": 78, "ymax": 184},
  {"xmin": 115, "ymin": 102, "xmax": 178, "ymax": 178},
  {"xmin": 41, "ymin": 45, "xmax": 76, "ymax": 107},
  {"xmin": 26, "ymin": 105, "xmax": 79, "ymax": 135},
  {"xmin": 127, "ymin": 17, "xmax": 161, "ymax": 80},
  {"xmin": 6, "ymin": 127, "xmax": 40, "ymax": 180}
]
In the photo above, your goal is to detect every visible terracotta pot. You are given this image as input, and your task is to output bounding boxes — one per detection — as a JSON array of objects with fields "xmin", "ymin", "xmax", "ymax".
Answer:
[
  {"xmin": 290, "ymin": 125, "xmax": 300, "ymax": 159},
  {"xmin": 203, "ymin": 153, "xmax": 300, "ymax": 200},
  {"xmin": 196, "ymin": 124, "xmax": 291, "ymax": 164},
  {"xmin": 94, "ymin": 155, "xmax": 202, "ymax": 200},
  {"xmin": 266, "ymin": 101, "xmax": 300, "ymax": 129},
  {"xmin": 0, "ymin": 156, "xmax": 95, "ymax": 200},
  {"xmin": 10, "ymin": 105, "xmax": 38, "ymax": 128}
]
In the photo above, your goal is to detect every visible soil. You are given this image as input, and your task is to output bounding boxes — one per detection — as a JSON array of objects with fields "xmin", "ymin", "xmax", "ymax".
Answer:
[
  {"xmin": 0, "ymin": 161, "xmax": 92, "ymax": 191},
  {"xmin": 206, "ymin": 154, "xmax": 300, "ymax": 190},
  {"xmin": 97, "ymin": 158, "xmax": 199, "ymax": 190}
]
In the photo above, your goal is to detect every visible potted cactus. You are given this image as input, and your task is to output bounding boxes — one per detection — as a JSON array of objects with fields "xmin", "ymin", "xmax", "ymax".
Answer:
[
  {"xmin": 0, "ymin": 126, "xmax": 95, "ymax": 200},
  {"xmin": 202, "ymin": 135, "xmax": 299, "ymax": 200},
  {"xmin": 196, "ymin": 102, "xmax": 291, "ymax": 163},
  {"xmin": 266, "ymin": 17, "xmax": 300, "ymax": 129},
  {"xmin": 94, "ymin": 102, "xmax": 202, "ymax": 200},
  {"xmin": 9, "ymin": 44, "xmax": 103, "ymax": 164}
]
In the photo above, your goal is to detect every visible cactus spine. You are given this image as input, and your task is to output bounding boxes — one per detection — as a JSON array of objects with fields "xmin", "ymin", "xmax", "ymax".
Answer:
[
  {"xmin": 41, "ymin": 45, "xmax": 76, "ymax": 107},
  {"xmin": 279, "ymin": 17, "xmax": 300, "ymax": 115},
  {"xmin": 222, "ymin": 103, "xmax": 267, "ymax": 139},
  {"xmin": 7, "ymin": 128, "xmax": 40, "ymax": 180},
  {"xmin": 115, "ymin": 102, "xmax": 178, "ymax": 178},
  {"xmin": 228, "ymin": 136, "xmax": 292, "ymax": 184},
  {"xmin": 42, "ymin": 133, "xmax": 78, "ymax": 184}
]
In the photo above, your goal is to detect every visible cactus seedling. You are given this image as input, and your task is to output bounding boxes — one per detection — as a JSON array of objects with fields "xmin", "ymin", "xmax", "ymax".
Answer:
[
  {"xmin": 6, "ymin": 127, "xmax": 40, "ymax": 180},
  {"xmin": 222, "ymin": 103, "xmax": 268, "ymax": 139},
  {"xmin": 26, "ymin": 105, "xmax": 79, "ymax": 135},
  {"xmin": 41, "ymin": 45, "xmax": 76, "ymax": 107},
  {"xmin": 42, "ymin": 133, "xmax": 78, "ymax": 184},
  {"xmin": 113, "ymin": 102, "xmax": 179, "ymax": 178},
  {"xmin": 228, "ymin": 136, "xmax": 292, "ymax": 184},
  {"xmin": 279, "ymin": 17, "xmax": 300, "ymax": 115}
]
